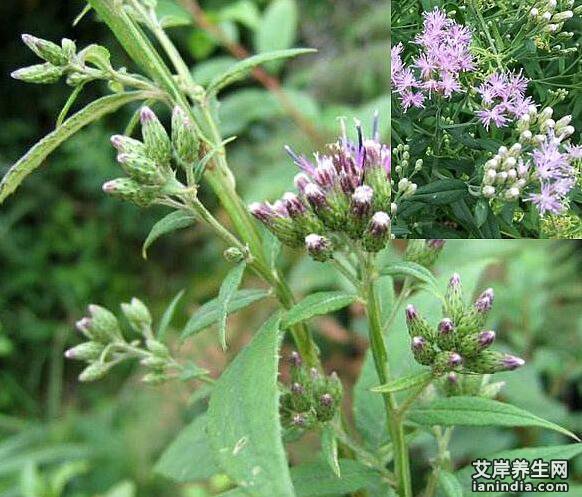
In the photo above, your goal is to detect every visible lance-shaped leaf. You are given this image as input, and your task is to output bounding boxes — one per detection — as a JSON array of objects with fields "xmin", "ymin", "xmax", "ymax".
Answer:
[
  {"xmin": 155, "ymin": 414, "xmax": 219, "ymax": 483},
  {"xmin": 408, "ymin": 397, "xmax": 580, "ymax": 441},
  {"xmin": 208, "ymin": 314, "xmax": 296, "ymax": 497},
  {"xmin": 320, "ymin": 425, "xmax": 340, "ymax": 478},
  {"xmin": 379, "ymin": 262, "xmax": 440, "ymax": 295},
  {"xmin": 182, "ymin": 289, "xmax": 271, "ymax": 338},
  {"xmin": 372, "ymin": 371, "xmax": 433, "ymax": 394},
  {"xmin": 0, "ymin": 92, "xmax": 146, "ymax": 203},
  {"xmin": 216, "ymin": 262, "xmax": 247, "ymax": 350},
  {"xmin": 206, "ymin": 48, "xmax": 316, "ymax": 96},
  {"xmin": 157, "ymin": 289, "xmax": 185, "ymax": 340},
  {"xmin": 282, "ymin": 291, "xmax": 357, "ymax": 328},
  {"xmin": 142, "ymin": 211, "xmax": 196, "ymax": 259},
  {"xmin": 409, "ymin": 179, "xmax": 468, "ymax": 205}
]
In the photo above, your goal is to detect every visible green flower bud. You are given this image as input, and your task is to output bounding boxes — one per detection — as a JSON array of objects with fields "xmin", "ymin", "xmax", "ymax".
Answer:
[
  {"xmin": 315, "ymin": 392, "xmax": 338, "ymax": 422},
  {"xmin": 464, "ymin": 350, "xmax": 525, "ymax": 374},
  {"xmin": 61, "ymin": 38, "xmax": 77, "ymax": 60},
  {"xmin": 117, "ymin": 153, "xmax": 165, "ymax": 185},
  {"xmin": 440, "ymin": 372, "xmax": 461, "ymax": 396},
  {"xmin": 21, "ymin": 34, "xmax": 67, "ymax": 66},
  {"xmin": 79, "ymin": 362, "xmax": 112, "ymax": 382},
  {"xmin": 140, "ymin": 107, "xmax": 172, "ymax": 166},
  {"xmin": 290, "ymin": 382, "xmax": 312, "ymax": 412},
  {"xmin": 121, "ymin": 297, "xmax": 152, "ymax": 334},
  {"xmin": 456, "ymin": 288, "xmax": 494, "ymax": 336},
  {"xmin": 223, "ymin": 247, "xmax": 245, "ymax": 263},
  {"xmin": 146, "ymin": 339, "xmax": 170, "ymax": 358},
  {"xmin": 362, "ymin": 211, "xmax": 391, "ymax": 252},
  {"xmin": 405, "ymin": 239, "xmax": 445, "ymax": 268},
  {"xmin": 102, "ymin": 178, "xmax": 159, "ymax": 207},
  {"xmin": 458, "ymin": 330, "xmax": 496, "ymax": 357},
  {"xmin": 172, "ymin": 106, "xmax": 199, "ymax": 165},
  {"xmin": 65, "ymin": 71, "xmax": 95, "ymax": 87},
  {"xmin": 111, "ymin": 135, "xmax": 146, "ymax": 156},
  {"xmin": 432, "ymin": 351, "xmax": 463, "ymax": 375},
  {"xmin": 11, "ymin": 63, "xmax": 63, "ymax": 84},
  {"xmin": 291, "ymin": 411, "xmax": 316, "ymax": 429},
  {"xmin": 305, "ymin": 234, "xmax": 334, "ymax": 262},
  {"xmin": 87, "ymin": 304, "xmax": 122, "ymax": 343},
  {"xmin": 443, "ymin": 273, "xmax": 465, "ymax": 324},
  {"xmin": 405, "ymin": 305, "xmax": 435, "ymax": 341},
  {"xmin": 436, "ymin": 318, "xmax": 456, "ymax": 351},
  {"xmin": 64, "ymin": 342, "xmax": 104, "ymax": 362},
  {"xmin": 140, "ymin": 356, "xmax": 168, "ymax": 370},
  {"xmin": 411, "ymin": 336, "xmax": 438, "ymax": 366}
]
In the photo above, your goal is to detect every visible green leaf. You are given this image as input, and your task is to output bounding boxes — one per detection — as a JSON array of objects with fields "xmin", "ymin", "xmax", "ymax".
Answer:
[
  {"xmin": 255, "ymin": 0, "xmax": 298, "ymax": 59},
  {"xmin": 455, "ymin": 444, "xmax": 582, "ymax": 497},
  {"xmin": 282, "ymin": 291, "xmax": 357, "ymax": 328},
  {"xmin": 206, "ymin": 48, "xmax": 315, "ymax": 96},
  {"xmin": 207, "ymin": 314, "xmax": 295, "ymax": 497},
  {"xmin": 0, "ymin": 92, "xmax": 145, "ymax": 203},
  {"xmin": 217, "ymin": 262, "xmax": 247, "ymax": 350},
  {"xmin": 410, "ymin": 180, "xmax": 467, "ymax": 205},
  {"xmin": 439, "ymin": 470, "xmax": 463, "ymax": 497},
  {"xmin": 181, "ymin": 289, "xmax": 271, "ymax": 338},
  {"xmin": 142, "ymin": 211, "xmax": 196, "ymax": 258},
  {"xmin": 290, "ymin": 459, "xmax": 384, "ymax": 497},
  {"xmin": 408, "ymin": 397, "xmax": 580, "ymax": 441},
  {"xmin": 320, "ymin": 425, "xmax": 340, "ymax": 478},
  {"xmin": 155, "ymin": 415, "xmax": 219, "ymax": 483},
  {"xmin": 380, "ymin": 262, "xmax": 440, "ymax": 295},
  {"xmin": 372, "ymin": 371, "xmax": 432, "ymax": 394},
  {"xmin": 157, "ymin": 290, "xmax": 185, "ymax": 340}
]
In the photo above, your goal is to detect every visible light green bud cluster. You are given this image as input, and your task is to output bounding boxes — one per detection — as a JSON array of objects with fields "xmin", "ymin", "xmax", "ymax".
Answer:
[{"xmin": 391, "ymin": 144, "xmax": 420, "ymax": 204}]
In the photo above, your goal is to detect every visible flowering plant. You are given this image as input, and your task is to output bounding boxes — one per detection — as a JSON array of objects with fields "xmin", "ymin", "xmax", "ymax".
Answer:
[
  {"xmin": 391, "ymin": 0, "xmax": 582, "ymax": 238},
  {"xmin": 2, "ymin": 1, "xmax": 581, "ymax": 497}
]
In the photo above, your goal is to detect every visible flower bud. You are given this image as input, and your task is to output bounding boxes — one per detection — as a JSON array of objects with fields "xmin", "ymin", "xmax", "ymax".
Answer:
[
  {"xmin": 171, "ymin": 106, "xmax": 199, "ymax": 165},
  {"xmin": 459, "ymin": 330, "xmax": 496, "ymax": 357},
  {"xmin": 146, "ymin": 339, "xmax": 170, "ymax": 358},
  {"xmin": 64, "ymin": 342, "xmax": 104, "ymax": 362},
  {"xmin": 440, "ymin": 372, "xmax": 462, "ymax": 396},
  {"xmin": 111, "ymin": 135, "xmax": 146, "ymax": 156},
  {"xmin": 436, "ymin": 318, "xmax": 456, "ymax": 350},
  {"xmin": 102, "ymin": 178, "xmax": 159, "ymax": 207},
  {"xmin": 351, "ymin": 185, "xmax": 373, "ymax": 219},
  {"xmin": 405, "ymin": 239, "xmax": 445, "ymax": 268},
  {"xmin": 432, "ymin": 351, "xmax": 463, "ymax": 375},
  {"xmin": 405, "ymin": 305, "xmax": 435, "ymax": 341},
  {"xmin": 85, "ymin": 304, "xmax": 122, "ymax": 343},
  {"xmin": 363, "ymin": 211, "xmax": 390, "ymax": 252},
  {"xmin": 121, "ymin": 297, "xmax": 152, "ymax": 334},
  {"xmin": 457, "ymin": 288, "xmax": 494, "ymax": 333},
  {"xmin": 443, "ymin": 273, "xmax": 464, "ymax": 324},
  {"xmin": 140, "ymin": 107, "xmax": 172, "ymax": 166},
  {"xmin": 411, "ymin": 336, "xmax": 437, "ymax": 365},
  {"xmin": 291, "ymin": 412, "xmax": 315, "ymax": 429},
  {"xmin": 11, "ymin": 63, "xmax": 63, "ymax": 84},
  {"xmin": 305, "ymin": 234, "xmax": 333, "ymax": 262},
  {"xmin": 21, "ymin": 34, "xmax": 67, "ymax": 66},
  {"xmin": 79, "ymin": 362, "xmax": 112, "ymax": 382},
  {"xmin": 117, "ymin": 153, "xmax": 165, "ymax": 185},
  {"xmin": 223, "ymin": 247, "xmax": 246, "ymax": 263},
  {"xmin": 465, "ymin": 350, "xmax": 525, "ymax": 373},
  {"xmin": 290, "ymin": 382, "xmax": 312, "ymax": 412}
]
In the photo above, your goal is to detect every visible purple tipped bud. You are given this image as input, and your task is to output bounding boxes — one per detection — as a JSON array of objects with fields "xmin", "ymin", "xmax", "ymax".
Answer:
[
  {"xmin": 438, "ymin": 318, "xmax": 454, "ymax": 335},
  {"xmin": 446, "ymin": 372, "xmax": 459, "ymax": 385},
  {"xmin": 449, "ymin": 352, "xmax": 463, "ymax": 368},
  {"xmin": 272, "ymin": 200, "xmax": 289, "ymax": 217},
  {"xmin": 110, "ymin": 135, "xmax": 124, "ymax": 150},
  {"xmin": 304, "ymin": 183, "xmax": 327, "ymax": 209},
  {"xmin": 449, "ymin": 273, "xmax": 461, "ymax": 288},
  {"xmin": 309, "ymin": 367, "xmax": 321, "ymax": 380},
  {"xmin": 290, "ymin": 351, "xmax": 302, "ymax": 367},
  {"xmin": 291, "ymin": 382, "xmax": 305, "ymax": 395},
  {"xmin": 102, "ymin": 180, "xmax": 119, "ymax": 194},
  {"xmin": 282, "ymin": 192, "xmax": 306, "ymax": 217},
  {"xmin": 406, "ymin": 304, "xmax": 418, "ymax": 321},
  {"xmin": 319, "ymin": 393, "xmax": 334, "ymax": 407},
  {"xmin": 351, "ymin": 185, "xmax": 373, "ymax": 217},
  {"xmin": 140, "ymin": 106, "xmax": 156, "ymax": 123},
  {"xmin": 313, "ymin": 157, "xmax": 337, "ymax": 189},
  {"xmin": 412, "ymin": 336, "xmax": 426, "ymax": 350},
  {"xmin": 64, "ymin": 348, "xmax": 77, "ymax": 359},
  {"xmin": 305, "ymin": 234, "xmax": 333, "ymax": 262},
  {"xmin": 475, "ymin": 288, "xmax": 494, "ymax": 312},
  {"xmin": 478, "ymin": 330, "xmax": 496, "ymax": 347},
  {"xmin": 368, "ymin": 211, "xmax": 390, "ymax": 236},
  {"xmin": 502, "ymin": 354, "xmax": 525, "ymax": 371},
  {"xmin": 427, "ymin": 239, "xmax": 445, "ymax": 249},
  {"xmin": 291, "ymin": 413, "xmax": 307, "ymax": 427},
  {"xmin": 76, "ymin": 317, "xmax": 91, "ymax": 333},
  {"xmin": 249, "ymin": 202, "xmax": 275, "ymax": 224}
]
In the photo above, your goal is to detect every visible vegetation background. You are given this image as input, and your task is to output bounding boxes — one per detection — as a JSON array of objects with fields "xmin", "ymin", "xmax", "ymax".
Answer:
[{"xmin": 0, "ymin": 1, "xmax": 580, "ymax": 497}]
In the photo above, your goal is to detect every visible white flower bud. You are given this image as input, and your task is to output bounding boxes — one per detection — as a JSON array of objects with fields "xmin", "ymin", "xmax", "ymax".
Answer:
[{"xmin": 482, "ymin": 186, "xmax": 496, "ymax": 198}]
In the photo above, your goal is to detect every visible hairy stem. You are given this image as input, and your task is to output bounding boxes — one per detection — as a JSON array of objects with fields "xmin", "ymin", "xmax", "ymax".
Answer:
[{"xmin": 361, "ymin": 255, "xmax": 412, "ymax": 497}]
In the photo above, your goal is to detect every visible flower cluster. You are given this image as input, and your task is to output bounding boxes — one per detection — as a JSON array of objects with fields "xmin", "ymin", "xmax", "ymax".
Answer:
[
  {"xmin": 390, "ymin": 143, "xmax": 421, "ymax": 209},
  {"xmin": 103, "ymin": 106, "xmax": 198, "ymax": 206},
  {"xmin": 249, "ymin": 118, "xmax": 392, "ymax": 261},
  {"xmin": 66, "ymin": 298, "xmax": 205, "ymax": 384},
  {"xmin": 529, "ymin": 0, "xmax": 576, "ymax": 36},
  {"xmin": 391, "ymin": 8, "xmax": 475, "ymax": 110},
  {"xmin": 405, "ymin": 273, "xmax": 525, "ymax": 376},
  {"xmin": 476, "ymin": 71, "xmax": 534, "ymax": 130},
  {"xmin": 481, "ymin": 105, "xmax": 580, "ymax": 214},
  {"xmin": 280, "ymin": 352, "xmax": 343, "ymax": 430}
]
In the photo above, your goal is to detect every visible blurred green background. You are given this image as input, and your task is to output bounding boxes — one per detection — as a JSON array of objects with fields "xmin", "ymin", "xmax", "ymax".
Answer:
[
  {"xmin": 0, "ymin": 0, "xmax": 388, "ymax": 495},
  {"xmin": 1, "ymin": 1, "xmax": 581, "ymax": 497}
]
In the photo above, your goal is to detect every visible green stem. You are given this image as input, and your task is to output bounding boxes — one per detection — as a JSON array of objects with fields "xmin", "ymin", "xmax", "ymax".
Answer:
[{"xmin": 362, "ymin": 255, "xmax": 412, "ymax": 497}]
